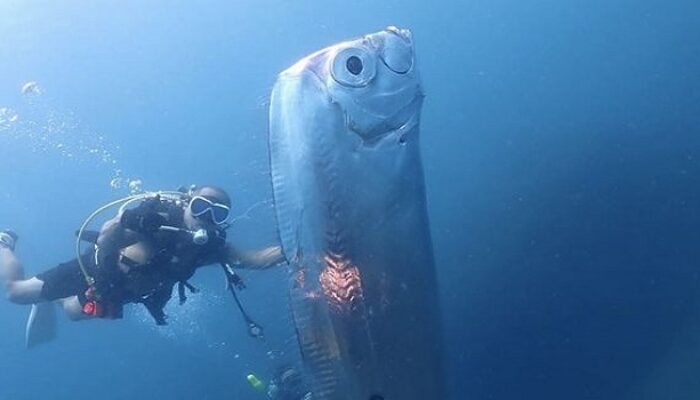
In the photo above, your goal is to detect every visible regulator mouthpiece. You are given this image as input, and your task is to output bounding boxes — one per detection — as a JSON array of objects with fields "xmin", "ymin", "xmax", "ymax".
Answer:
[{"xmin": 192, "ymin": 229, "xmax": 209, "ymax": 245}]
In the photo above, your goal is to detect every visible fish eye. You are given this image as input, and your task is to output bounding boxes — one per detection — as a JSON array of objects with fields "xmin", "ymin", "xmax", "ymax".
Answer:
[
  {"xmin": 346, "ymin": 56, "xmax": 363, "ymax": 75},
  {"xmin": 331, "ymin": 47, "xmax": 376, "ymax": 87}
]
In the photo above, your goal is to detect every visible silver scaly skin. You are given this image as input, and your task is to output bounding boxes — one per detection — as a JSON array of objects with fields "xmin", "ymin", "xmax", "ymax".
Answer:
[{"xmin": 269, "ymin": 27, "xmax": 444, "ymax": 400}]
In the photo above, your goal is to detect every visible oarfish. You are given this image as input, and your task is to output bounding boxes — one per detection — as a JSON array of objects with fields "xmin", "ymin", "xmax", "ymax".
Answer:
[{"xmin": 269, "ymin": 26, "xmax": 444, "ymax": 400}]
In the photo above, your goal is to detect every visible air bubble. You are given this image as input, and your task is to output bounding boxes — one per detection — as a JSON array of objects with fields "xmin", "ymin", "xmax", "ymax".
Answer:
[
  {"xmin": 0, "ymin": 107, "xmax": 19, "ymax": 132},
  {"xmin": 128, "ymin": 179, "xmax": 143, "ymax": 194},
  {"xmin": 21, "ymin": 81, "xmax": 41, "ymax": 96}
]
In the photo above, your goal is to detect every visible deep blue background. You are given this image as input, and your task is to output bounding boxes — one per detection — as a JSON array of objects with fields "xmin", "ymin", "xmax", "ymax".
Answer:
[{"xmin": 1, "ymin": 1, "xmax": 699, "ymax": 399}]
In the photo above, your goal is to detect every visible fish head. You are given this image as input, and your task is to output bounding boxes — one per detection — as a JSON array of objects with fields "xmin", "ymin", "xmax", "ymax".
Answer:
[{"xmin": 289, "ymin": 26, "xmax": 423, "ymax": 143}]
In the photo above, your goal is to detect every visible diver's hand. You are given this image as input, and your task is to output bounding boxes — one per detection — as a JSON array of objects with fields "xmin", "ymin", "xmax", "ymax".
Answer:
[{"xmin": 120, "ymin": 208, "xmax": 166, "ymax": 233}]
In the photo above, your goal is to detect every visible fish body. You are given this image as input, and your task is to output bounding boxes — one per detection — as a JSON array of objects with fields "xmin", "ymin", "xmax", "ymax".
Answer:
[{"xmin": 269, "ymin": 27, "xmax": 444, "ymax": 400}]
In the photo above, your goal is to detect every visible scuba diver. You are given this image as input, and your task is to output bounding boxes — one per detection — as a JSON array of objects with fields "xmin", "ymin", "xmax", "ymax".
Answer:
[
  {"xmin": 266, "ymin": 366, "xmax": 312, "ymax": 400},
  {"xmin": 0, "ymin": 185, "xmax": 284, "ymax": 346},
  {"xmin": 247, "ymin": 365, "xmax": 311, "ymax": 400}
]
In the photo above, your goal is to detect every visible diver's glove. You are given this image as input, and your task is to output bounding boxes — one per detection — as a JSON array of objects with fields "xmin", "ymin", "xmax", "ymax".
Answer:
[
  {"xmin": 0, "ymin": 229, "xmax": 18, "ymax": 251},
  {"xmin": 120, "ymin": 208, "xmax": 167, "ymax": 234}
]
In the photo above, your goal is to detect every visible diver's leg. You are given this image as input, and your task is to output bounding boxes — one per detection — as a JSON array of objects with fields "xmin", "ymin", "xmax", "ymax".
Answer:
[
  {"xmin": 0, "ymin": 244, "xmax": 23, "ymax": 281},
  {"xmin": 4, "ymin": 277, "xmax": 44, "ymax": 304},
  {"xmin": 0, "ymin": 243, "xmax": 45, "ymax": 304}
]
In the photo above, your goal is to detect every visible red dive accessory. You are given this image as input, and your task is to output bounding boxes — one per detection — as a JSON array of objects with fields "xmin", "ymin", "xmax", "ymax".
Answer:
[
  {"xmin": 82, "ymin": 287, "xmax": 104, "ymax": 317},
  {"xmin": 82, "ymin": 300, "xmax": 104, "ymax": 317},
  {"xmin": 82, "ymin": 287, "xmax": 122, "ymax": 319}
]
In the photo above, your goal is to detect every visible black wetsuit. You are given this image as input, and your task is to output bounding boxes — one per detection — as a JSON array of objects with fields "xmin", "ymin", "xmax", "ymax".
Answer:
[
  {"xmin": 36, "ymin": 199, "xmax": 227, "ymax": 323},
  {"xmin": 36, "ymin": 251, "xmax": 96, "ymax": 304}
]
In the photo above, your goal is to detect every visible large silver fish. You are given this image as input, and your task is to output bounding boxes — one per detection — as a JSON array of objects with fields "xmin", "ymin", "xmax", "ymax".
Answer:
[{"xmin": 269, "ymin": 27, "xmax": 444, "ymax": 400}]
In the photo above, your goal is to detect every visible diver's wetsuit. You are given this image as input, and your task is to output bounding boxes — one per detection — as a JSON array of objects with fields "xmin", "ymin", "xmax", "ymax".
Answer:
[
  {"xmin": 36, "ymin": 251, "xmax": 97, "ymax": 304},
  {"xmin": 35, "ymin": 199, "xmax": 227, "ymax": 323}
]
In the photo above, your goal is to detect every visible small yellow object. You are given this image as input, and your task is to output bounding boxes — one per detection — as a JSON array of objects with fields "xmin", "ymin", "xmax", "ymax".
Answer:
[{"xmin": 246, "ymin": 373, "xmax": 265, "ymax": 391}]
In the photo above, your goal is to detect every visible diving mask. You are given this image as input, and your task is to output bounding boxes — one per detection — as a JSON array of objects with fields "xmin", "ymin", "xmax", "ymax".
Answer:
[{"xmin": 188, "ymin": 195, "xmax": 230, "ymax": 225}]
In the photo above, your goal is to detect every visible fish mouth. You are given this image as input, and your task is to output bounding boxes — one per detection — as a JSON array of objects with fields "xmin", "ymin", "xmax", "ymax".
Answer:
[
  {"xmin": 303, "ymin": 26, "xmax": 421, "ymax": 143},
  {"xmin": 339, "ymin": 26, "xmax": 418, "ymax": 142},
  {"xmin": 347, "ymin": 93, "xmax": 423, "ymax": 145}
]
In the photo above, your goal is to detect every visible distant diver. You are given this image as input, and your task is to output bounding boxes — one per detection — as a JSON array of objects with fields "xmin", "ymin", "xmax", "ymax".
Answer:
[
  {"xmin": 267, "ymin": 365, "xmax": 312, "ymax": 400},
  {"xmin": 0, "ymin": 185, "xmax": 285, "ymax": 348},
  {"xmin": 246, "ymin": 366, "xmax": 312, "ymax": 400}
]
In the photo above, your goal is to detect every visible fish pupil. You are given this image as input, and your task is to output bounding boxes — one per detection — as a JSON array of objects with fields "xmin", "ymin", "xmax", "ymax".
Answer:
[{"xmin": 346, "ymin": 56, "xmax": 363, "ymax": 75}]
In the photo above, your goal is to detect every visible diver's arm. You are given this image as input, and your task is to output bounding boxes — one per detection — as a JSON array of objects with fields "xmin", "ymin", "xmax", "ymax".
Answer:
[
  {"xmin": 223, "ymin": 243, "xmax": 286, "ymax": 270},
  {"xmin": 97, "ymin": 197, "xmax": 164, "ymax": 255},
  {"xmin": 95, "ymin": 216, "xmax": 127, "ymax": 255},
  {"xmin": 95, "ymin": 214, "xmax": 141, "ymax": 265}
]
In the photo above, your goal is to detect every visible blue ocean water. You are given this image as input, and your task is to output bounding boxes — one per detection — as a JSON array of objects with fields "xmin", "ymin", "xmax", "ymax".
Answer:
[{"xmin": 1, "ymin": 1, "xmax": 699, "ymax": 399}]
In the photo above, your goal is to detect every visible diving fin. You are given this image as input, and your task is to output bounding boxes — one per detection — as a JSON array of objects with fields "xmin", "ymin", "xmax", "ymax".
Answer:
[{"xmin": 25, "ymin": 302, "xmax": 57, "ymax": 349}]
